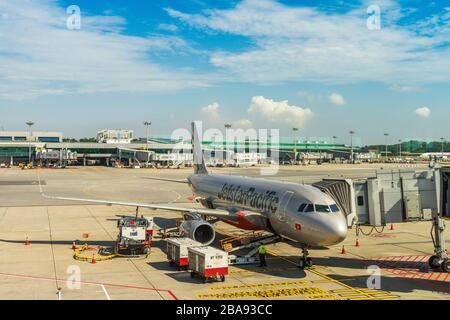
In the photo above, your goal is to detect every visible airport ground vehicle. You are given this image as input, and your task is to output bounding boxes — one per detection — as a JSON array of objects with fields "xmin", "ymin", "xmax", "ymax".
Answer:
[
  {"xmin": 166, "ymin": 238, "xmax": 202, "ymax": 270},
  {"xmin": 114, "ymin": 216, "xmax": 154, "ymax": 255},
  {"xmin": 188, "ymin": 246, "xmax": 228, "ymax": 283}
]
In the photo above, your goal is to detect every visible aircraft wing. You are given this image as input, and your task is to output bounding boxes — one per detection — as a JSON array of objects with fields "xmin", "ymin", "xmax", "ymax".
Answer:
[
  {"xmin": 143, "ymin": 177, "xmax": 189, "ymax": 184},
  {"xmin": 37, "ymin": 174, "xmax": 233, "ymax": 219}
]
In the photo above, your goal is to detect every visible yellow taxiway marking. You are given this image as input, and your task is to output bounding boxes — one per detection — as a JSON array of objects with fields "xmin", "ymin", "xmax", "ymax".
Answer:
[
  {"xmin": 266, "ymin": 249, "xmax": 398, "ymax": 301},
  {"xmin": 197, "ymin": 286, "xmax": 338, "ymax": 300},
  {"xmin": 215, "ymin": 228, "xmax": 398, "ymax": 300},
  {"xmin": 209, "ymin": 280, "xmax": 309, "ymax": 290}
]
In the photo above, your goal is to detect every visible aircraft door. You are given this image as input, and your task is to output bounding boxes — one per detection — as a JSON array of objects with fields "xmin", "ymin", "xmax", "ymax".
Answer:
[{"xmin": 277, "ymin": 191, "xmax": 294, "ymax": 222}]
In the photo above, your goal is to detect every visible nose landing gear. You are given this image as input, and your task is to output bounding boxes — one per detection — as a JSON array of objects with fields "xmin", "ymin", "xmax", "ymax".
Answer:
[{"xmin": 298, "ymin": 247, "xmax": 313, "ymax": 270}]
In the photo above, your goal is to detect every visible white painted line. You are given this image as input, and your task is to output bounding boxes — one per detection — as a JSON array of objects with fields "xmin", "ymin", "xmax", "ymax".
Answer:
[{"xmin": 101, "ymin": 284, "xmax": 111, "ymax": 300}]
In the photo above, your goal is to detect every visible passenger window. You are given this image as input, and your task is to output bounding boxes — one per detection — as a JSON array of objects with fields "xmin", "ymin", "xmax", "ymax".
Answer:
[
  {"xmin": 298, "ymin": 203, "xmax": 307, "ymax": 212},
  {"xmin": 315, "ymin": 204, "xmax": 331, "ymax": 213},
  {"xmin": 304, "ymin": 204, "xmax": 314, "ymax": 212},
  {"xmin": 357, "ymin": 196, "xmax": 364, "ymax": 206}
]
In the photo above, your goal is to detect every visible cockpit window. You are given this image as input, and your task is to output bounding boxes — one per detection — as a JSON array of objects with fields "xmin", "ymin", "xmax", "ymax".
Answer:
[
  {"xmin": 315, "ymin": 204, "xmax": 332, "ymax": 213},
  {"xmin": 298, "ymin": 203, "xmax": 307, "ymax": 212},
  {"xmin": 304, "ymin": 204, "xmax": 314, "ymax": 212},
  {"xmin": 330, "ymin": 204, "xmax": 340, "ymax": 212}
]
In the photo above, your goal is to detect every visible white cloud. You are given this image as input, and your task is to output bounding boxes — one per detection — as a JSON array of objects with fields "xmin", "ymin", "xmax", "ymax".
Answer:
[
  {"xmin": 202, "ymin": 102, "xmax": 220, "ymax": 120},
  {"xmin": 0, "ymin": 0, "xmax": 213, "ymax": 100},
  {"xmin": 168, "ymin": 0, "xmax": 450, "ymax": 86},
  {"xmin": 329, "ymin": 93, "xmax": 346, "ymax": 106},
  {"xmin": 247, "ymin": 96, "xmax": 313, "ymax": 127},
  {"xmin": 158, "ymin": 23, "xmax": 179, "ymax": 32},
  {"xmin": 415, "ymin": 107, "xmax": 431, "ymax": 118}
]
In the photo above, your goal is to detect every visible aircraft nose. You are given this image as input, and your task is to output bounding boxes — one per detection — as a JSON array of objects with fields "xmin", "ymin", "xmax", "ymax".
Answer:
[
  {"xmin": 320, "ymin": 214, "xmax": 347, "ymax": 245},
  {"xmin": 329, "ymin": 215, "xmax": 348, "ymax": 244}
]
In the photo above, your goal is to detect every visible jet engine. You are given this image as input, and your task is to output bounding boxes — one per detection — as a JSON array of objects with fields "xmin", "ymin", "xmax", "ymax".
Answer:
[{"xmin": 179, "ymin": 219, "xmax": 215, "ymax": 245}]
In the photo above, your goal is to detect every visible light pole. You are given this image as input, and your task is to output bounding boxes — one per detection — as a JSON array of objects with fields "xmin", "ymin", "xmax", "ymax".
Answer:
[
  {"xmin": 349, "ymin": 131, "xmax": 355, "ymax": 163},
  {"xmin": 398, "ymin": 139, "xmax": 402, "ymax": 160},
  {"xmin": 384, "ymin": 133, "xmax": 389, "ymax": 162},
  {"xmin": 143, "ymin": 121, "xmax": 151, "ymax": 165},
  {"xmin": 143, "ymin": 121, "xmax": 151, "ymax": 151},
  {"xmin": 332, "ymin": 136, "xmax": 337, "ymax": 145},
  {"xmin": 292, "ymin": 127, "xmax": 299, "ymax": 164},
  {"xmin": 292, "ymin": 128, "xmax": 299, "ymax": 151},
  {"xmin": 224, "ymin": 123, "xmax": 232, "ymax": 159},
  {"xmin": 441, "ymin": 137, "xmax": 445, "ymax": 160},
  {"xmin": 26, "ymin": 121, "xmax": 34, "ymax": 165}
]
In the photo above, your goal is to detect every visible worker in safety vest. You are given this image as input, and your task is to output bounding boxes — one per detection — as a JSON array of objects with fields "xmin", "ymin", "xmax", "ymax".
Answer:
[{"xmin": 258, "ymin": 243, "xmax": 267, "ymax": 267}]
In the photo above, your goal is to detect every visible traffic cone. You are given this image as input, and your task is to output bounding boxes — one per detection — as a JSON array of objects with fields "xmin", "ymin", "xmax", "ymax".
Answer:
[
  {"xmin": 341, "ymin": 245, "xmax": 347, "ymax": 254},
  {"xmin": 390, "ymin": 224, "xmax": 395, "ymax": 231},
  {"xmin": 25, "ymin": 236, "xmax": 30, "ymax": 246},
  {"xmin": 71, "ymin": 241, "xmax": 77, "ymax": 250},
  {"xmin": 355, "ymin": 238, "xmax": 360, "ymax": 247},
  {"xmin": 91, "ymin": 254, "xmax": 96, "ymax": 264}
]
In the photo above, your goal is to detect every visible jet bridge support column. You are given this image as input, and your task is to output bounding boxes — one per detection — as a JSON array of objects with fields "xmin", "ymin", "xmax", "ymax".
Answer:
[
  {"xmin": 429, "ymin": 167, "xmax": 449, "ymax": 272},
  {"xmin": 429, "ymin": 216, "xmax": 448, "ymax": 272}
]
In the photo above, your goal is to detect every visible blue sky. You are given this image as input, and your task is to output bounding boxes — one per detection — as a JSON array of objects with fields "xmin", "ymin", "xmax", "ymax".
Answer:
[{"xmin": 0, "ymin": 0, "xmax": 449, "ymax": 144}]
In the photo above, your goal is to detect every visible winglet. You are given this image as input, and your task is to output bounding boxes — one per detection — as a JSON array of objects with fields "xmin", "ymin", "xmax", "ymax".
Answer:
[{"xmin": 192, "ymin": 121, "xmax": 208, "ymax": 174}]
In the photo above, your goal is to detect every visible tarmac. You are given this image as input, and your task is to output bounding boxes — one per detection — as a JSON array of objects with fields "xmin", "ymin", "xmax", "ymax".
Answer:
[{"xmin": 0, "ymin": 164, "xmax": 448, "ymax": 300}]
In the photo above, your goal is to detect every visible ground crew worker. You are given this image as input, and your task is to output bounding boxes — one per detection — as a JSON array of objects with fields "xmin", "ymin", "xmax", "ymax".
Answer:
[{"xmin": 258, "ymin": 243, "xmax": 267, "ymax": 267}]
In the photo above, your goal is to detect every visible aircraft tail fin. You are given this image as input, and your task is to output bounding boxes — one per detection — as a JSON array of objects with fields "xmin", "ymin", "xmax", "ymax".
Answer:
[{"xmin": 192, "ymin": 121, "xmax": 208, "ymax": 175}]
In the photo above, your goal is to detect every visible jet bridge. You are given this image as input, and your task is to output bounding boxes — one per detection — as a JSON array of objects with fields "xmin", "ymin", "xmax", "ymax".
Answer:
[
  {"xmin": 314, "ymin": 166, "xmax": 448, "ymax": 272},
  {"xmin": 312, "ymin": 179, "xmax": 356, "ymax": 227}
]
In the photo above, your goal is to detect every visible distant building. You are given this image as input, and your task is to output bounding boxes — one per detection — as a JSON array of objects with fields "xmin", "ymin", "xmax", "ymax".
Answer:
[
  {"xmin": 0, "ymin": 131, "xmax": 62, "ymax": 143},
  {"xmin": 97, "ymin": 129, "xmax": 133, "ymax": 144}
]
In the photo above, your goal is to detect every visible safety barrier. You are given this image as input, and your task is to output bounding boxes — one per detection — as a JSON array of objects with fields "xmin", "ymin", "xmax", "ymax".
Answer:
[{"xmin": 73, "ymin": 244, "xmax": 116, "ymax": 263}]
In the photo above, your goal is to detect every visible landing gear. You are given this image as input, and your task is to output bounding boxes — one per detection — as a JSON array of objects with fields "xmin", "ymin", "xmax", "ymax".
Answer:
[
  {"xmin": 428, "ymin": 255, "xmax": 441, "ymax": 269},
  {"xmin": 428, "ymin": 255, "xmax": 450, "ymax": 272},
  {"xmin": 441, "ymin": 259, "xmax": 450, "ymax": 273},
  {"xmin": 298, "ymin": 247, "xmax": 313, "ymax": 270}
]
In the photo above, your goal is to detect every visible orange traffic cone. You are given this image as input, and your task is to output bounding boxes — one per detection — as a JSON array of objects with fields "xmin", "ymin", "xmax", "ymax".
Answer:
[
  {"xmin": 390, "ymin": 224, "xmax": 395, "ymax": 231},
  {"xmin": 91, "ymin": 254, "xmax": 96, "ymax": 264},
  {"xmin": 341, "ymin": 245, "xmax": 347, "ymax": 254},
  {"xmin": 25, "ymin": 236, "xmax": 30, "ymax": 246},
  {"xmin": 355, "ymin": 238, "xmax": 360, "ymax": 247},
  {"xmin": 71, "ymin": 241, "xmax": 77, "ymax": 250}
]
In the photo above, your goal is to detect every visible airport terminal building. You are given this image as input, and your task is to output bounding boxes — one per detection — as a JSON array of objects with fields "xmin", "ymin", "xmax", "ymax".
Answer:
[{"xmin": 0, "ymin": 130, "xmax": 355, "ymax": 166}]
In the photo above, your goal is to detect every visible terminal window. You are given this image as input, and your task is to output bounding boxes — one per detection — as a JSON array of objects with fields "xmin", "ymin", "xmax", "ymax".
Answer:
[{"xmin": 38, "ymin": 137, "xmax": 60, "ymax": 142}]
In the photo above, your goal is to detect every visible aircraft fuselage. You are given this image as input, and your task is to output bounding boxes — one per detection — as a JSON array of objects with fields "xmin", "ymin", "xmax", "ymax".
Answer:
[{"xmin": 188, "ymin": 173, "xmax": 348, "ymax": 247}]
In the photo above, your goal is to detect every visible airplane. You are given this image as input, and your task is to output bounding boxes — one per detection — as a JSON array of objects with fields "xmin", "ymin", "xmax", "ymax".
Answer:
[{"xmin": 39, "ymin": 122, "xmax": 348, "ymax": 269}]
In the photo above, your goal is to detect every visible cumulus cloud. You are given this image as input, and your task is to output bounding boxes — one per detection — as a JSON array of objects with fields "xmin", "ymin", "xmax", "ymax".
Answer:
[
  {"xmin": 247, "ymin": 96, "xmax": 313, "ymax": 127},
  {"xmin": 167, "ymin": 0, "xmax": 450, "ymax": 86},
  {"xmin": 0, "ymin": 0, "xmax": 213, "ymax": 100},
  {"xmin": 329, "ymin": 93, "xmax": 346, "ymax": 106},
  {"xmin": 202, "ymin": 102, "xmax": 220, "ymax": 120},
  {"xmin": 415, "ymin": 107, "xmax": 431, "ymax": 118}
]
